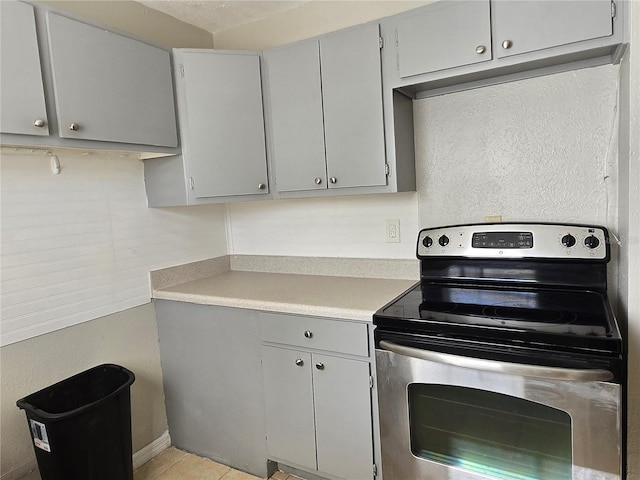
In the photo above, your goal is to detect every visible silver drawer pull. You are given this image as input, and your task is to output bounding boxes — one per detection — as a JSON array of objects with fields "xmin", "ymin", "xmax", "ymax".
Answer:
[
  {"xmin": 33, "ymin": 118, "xmax": 46, "ymax": 128},
  {"xmin": 315, "ymin": 362, "xmax": 325, "ymax": 370},
  {"xmin": 295, "ymin": 358, "xmax": 304, "ymax": 367},
  {"xmin": 69, "ymin": 123, "xmax": 80, "ymax": 131},
  {"xmin": 379, "ymin": 340, "xmax": 614, "ymax": 382},
  {"xmin": 475, "ymin": 45, "xmax": 486, "ymax": 54},
  {"xmin": 304, "ymin": 330, "xmax": 313, "ymax": 339}
]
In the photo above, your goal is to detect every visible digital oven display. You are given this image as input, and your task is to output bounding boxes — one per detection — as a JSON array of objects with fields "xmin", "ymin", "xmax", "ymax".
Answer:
[{"xmin": 472, "ymin": 232, "xmax": 533, "ymax": 249}]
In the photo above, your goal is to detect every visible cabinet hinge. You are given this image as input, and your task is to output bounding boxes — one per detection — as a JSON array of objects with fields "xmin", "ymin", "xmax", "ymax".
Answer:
[
  {"xmin": 373, "ymin": 463, "xmax": 378, "ymax": 477},
  {"xmin": 385, "ymin": 163, "xmax": 390, "ymax": 176},
  {"xmin": 180, "ymin": 64, "xmax": 185, "ymax": 78},
  {"xmin": 611, "ymin": 1, "xmax": 616, "ymax": 18},
  {"xmin": 189, "ymin": 177, "xmax": 195, "ymax": 190},
  {"xmin": 379, "ymin": 36, "xmax": 384, "ymax": 49},
  {"xmin": 369, "ymin": 375, "xmax": 374, "ymax": 388}
]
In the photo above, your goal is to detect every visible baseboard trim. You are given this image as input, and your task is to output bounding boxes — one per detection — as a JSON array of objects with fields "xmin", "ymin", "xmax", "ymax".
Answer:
[
  {"xmin": 0, "ymin": 461, "xmax": 38, "ymax": 480},
  {"xmin": 133, "ymin": 430, "xmax": 172, "ymax": 470}
]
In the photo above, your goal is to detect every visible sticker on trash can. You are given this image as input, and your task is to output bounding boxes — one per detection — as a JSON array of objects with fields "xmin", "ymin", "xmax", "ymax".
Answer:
[{"xmin": 30, "ymin": 420, "xmax": 51, "ymax": 452}]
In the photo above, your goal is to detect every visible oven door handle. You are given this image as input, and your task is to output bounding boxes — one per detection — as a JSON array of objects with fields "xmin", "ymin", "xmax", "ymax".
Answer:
[{"xmin": 378, "ymin": 340, "xmax": 614, "ymax": 382}]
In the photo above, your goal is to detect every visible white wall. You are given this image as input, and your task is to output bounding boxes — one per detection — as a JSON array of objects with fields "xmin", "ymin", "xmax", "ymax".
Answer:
[
  {"xmin": 0, "ymin": 151, "xmax": 228, "ymax": 346},
  {"xmin": 227, "ymin": 193, "xmax": 418, "ymax": 258}
]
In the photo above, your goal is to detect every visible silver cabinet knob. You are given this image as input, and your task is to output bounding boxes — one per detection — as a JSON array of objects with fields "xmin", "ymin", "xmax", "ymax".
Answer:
[
  {"xmin": 475, "ymin": 45, "xmax": 486, "ymax": 54},
  {"xmin": 304, "ymin": 330, "xmax": 313, "ymax": 339},
  {"xmin": 33, "ymin": 118, "xmax": 46, "ymax": 128},
  {"xmin": 69, "ymin": 123, "xmax": 80, "ymax": 131},
  {"xmin": 502, "ymin": 40, "xmax": 513, "ymax": 49},
  {"xmin": 295, "ymin": 358, "xmax": 304, "ymax": 367},
  {"xmin": 314, "ymin": 177, "xmax": 322, "ymax": 185},
  {"xmin": 315, "ymin": 363, "xmax": 325, "ymax": 370},
  {"xmin": 329, "ymin": 177, "xmax": 337, "ymax": 184},
  {"xmin": 258, "ymin": 183, "xmax": 266, "ymax": 190}
]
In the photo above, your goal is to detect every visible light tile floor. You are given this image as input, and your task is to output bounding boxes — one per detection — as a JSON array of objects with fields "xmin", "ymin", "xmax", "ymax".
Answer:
[
  {"xmin": 134, "ymin": 447, "xmax": 303, "ymax": 480},
  {"xmin": 21, "ymin": 447, "xmax": 304, "ymax": 480}
]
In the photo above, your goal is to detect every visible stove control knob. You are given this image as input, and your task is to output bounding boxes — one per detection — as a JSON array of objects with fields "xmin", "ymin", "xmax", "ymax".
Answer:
[
  {"xmin": 422, "ymin": 236, "xmax": 433, "ymax": 248},
  {"xmin": 561, "ymin": 234, "xmax": 576, "ymax": 248},
  {"xmin": 584, "ymin": 235, "xmax": 600, "ymax": 249},
  {"xmin": 438, "ymin": 235, "xmax": 450, "ymax": 247}
]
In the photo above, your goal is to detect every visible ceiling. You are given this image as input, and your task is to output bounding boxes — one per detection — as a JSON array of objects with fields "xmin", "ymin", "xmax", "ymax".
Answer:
[{"xmin": 137, "ymin": 1, "xmax": 310, "ymax": 35}]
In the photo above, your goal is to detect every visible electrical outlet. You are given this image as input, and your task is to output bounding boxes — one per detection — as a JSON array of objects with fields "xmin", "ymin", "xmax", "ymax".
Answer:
[{"xmin": 386, "ymin": 219, "xmax": 400, "ymax": 243}]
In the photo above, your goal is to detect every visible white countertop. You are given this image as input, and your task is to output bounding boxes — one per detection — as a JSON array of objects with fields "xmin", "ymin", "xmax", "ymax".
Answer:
[{"xmin": 153, "ymin": 270, "xmax": 417, "ymax": 322}]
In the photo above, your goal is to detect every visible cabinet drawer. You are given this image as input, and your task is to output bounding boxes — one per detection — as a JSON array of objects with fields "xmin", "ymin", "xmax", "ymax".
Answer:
[{"xmin": 260, "ymin": 313, "xmax": 369, "ymax": 357}]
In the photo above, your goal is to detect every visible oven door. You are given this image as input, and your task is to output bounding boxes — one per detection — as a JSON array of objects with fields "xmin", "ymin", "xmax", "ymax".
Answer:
[{"xmin": 376, "ymin": 341, "xmax": 622, "ymax": 480}]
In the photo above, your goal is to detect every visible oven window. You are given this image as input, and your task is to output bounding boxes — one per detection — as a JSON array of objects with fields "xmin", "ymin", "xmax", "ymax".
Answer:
[{"xmin": 408, "ymin": 384, "xmax": 572, "ymax": 480}]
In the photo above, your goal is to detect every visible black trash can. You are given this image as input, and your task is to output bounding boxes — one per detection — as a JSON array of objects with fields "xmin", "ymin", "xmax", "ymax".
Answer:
[{"xmin": 16, "ymin": 364, "xmax": 136, "ymax": 480}]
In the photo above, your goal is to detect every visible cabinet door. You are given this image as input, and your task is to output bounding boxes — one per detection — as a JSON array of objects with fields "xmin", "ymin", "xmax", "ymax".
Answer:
[
  {"xmin": 0, "ymin": 1, "xmax": 49, "ymax": 136},
  {"xmin": 155, "ymin": 302, "xmax": 268, "ymax": 477},
  {"xmin": 321, "ymin": 23, "xmax": 387, "ymax": 190},
  {"xmin": 396, "ymin": 1, "xmax": 492, "ymax": 77},
  {"xmin": 264, "ymin": 41, "xmax": 327, "ymax": 192},
  {"xmin": 262, "ymin": 346, "xmax": 317, "ymax": 470},
  {"xmin": 46, "ymin": 12, "xmax": 177, "ymax": 147},
  {"xmin": 313, "ymin": 354, "xmax": 373, "ymax": 480},
  {"xmin": 493, "ymin": 0, "xmax": 613, "ymax": 58},
  {"xmin": 180, "ymin": 51, "xmax": 269, "ymax": 198}
]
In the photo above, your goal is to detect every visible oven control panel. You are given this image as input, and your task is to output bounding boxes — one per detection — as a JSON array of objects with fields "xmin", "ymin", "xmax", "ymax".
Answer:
[{"xmin": 417, "ymin": 223, "xmax": 609, "ymax": 260}]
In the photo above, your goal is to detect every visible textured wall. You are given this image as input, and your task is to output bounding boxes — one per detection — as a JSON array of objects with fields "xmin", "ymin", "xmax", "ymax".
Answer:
[
  {"xmin": 414, "ymin": 64, "xmax": 620, "ymax": 229},
  {"xmin": 0, "ymin": 303, "xmax": 166, "ymax": 478}
]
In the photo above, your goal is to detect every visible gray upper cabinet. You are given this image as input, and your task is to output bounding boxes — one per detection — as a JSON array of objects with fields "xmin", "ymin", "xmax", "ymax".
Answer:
[
  {"xmin": 0, "ymin": 1, "xmax": 49, "ymax": 136},
  {"xmin": 321, "ymin": 24, "xmax": 387, "ymax": 190},
  {"xmin": 264, "ymin": 22, "xmax": 388, "ymax": 195},
  {"xmin": 383, "ymin": 0, "xmax": 624, "ymax": 96},
  {"xmin": 493, "ymin": 0, "xmax": 614, "ymax": 58},
  {"xmin": 263, "ymin": 41, "xmax": 326, "ymax": 193},
  {"xmin": 396, "ymin": 0, "xmax": 492, "ymax": 78},
  {"xmin": 46, "ymin": 12, "xmax": 177, "ymax": 147},
  {"xmin": 176, "ymin": 50, "xmax": 269, "ymax": 199}
]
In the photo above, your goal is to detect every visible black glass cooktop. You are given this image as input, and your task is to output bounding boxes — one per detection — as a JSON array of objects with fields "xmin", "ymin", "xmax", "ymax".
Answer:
[{"xmin": 374, "ymin": 282, "xmax": 622, "ymax": 355}]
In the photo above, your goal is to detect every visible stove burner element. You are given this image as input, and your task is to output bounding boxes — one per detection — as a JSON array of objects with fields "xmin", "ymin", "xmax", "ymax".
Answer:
[{"xmin": 485, "ymin": 302, "xmax": 575, "ymax": 324}]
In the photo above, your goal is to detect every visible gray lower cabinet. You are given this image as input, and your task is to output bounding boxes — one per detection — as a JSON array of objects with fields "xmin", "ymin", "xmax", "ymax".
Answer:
[
  {"xmin": 261, "ymin": 313, "xmax": 375, "ymax": 480},
  {"xmin": 46, "ymin": 12, "xmax": 177, "ymax": 147},
  {"xmin": 0, "ymin": 1, "xmax": 49, "ymax": 136},
  {"xmin": 263, "ymin": 22, "xmax": 390, "ymax": 196},
  {"xmin": 154, "ymin": 301, "xmax": 269, "ymax": 478}
]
